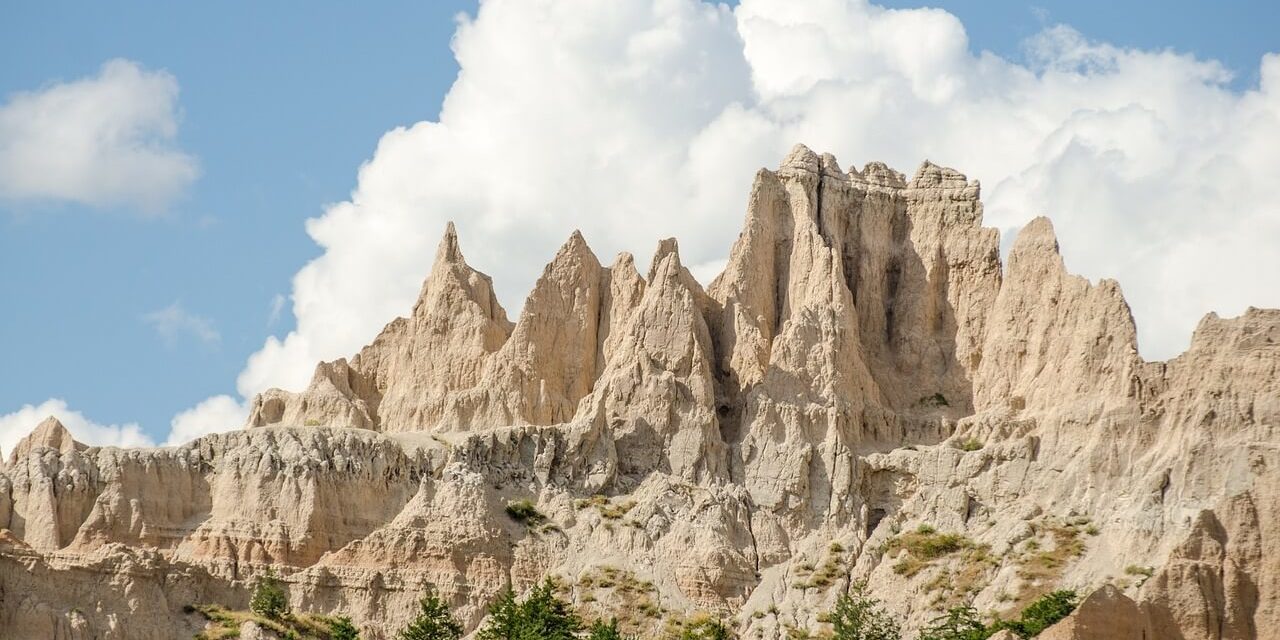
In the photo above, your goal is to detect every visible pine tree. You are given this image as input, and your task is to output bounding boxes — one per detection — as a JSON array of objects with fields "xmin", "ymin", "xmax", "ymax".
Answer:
[
  {"xmin": 917, "ymin": 605, "xmax": 988, "ymax": 640},
  {"xmin": 586, "ymin": 618, "xmax": 632, "ymax": 640},
  {"xmin": 330, "ymin": 616, "xmax": 360, "ymax": 640},
  {"xmin": 398, "ymin": 590, "xmax": 463, "ymax": 640},
  {"xmin": 519, "ymin": 579, "xmax": 581, "ymax": 640},
  {"xmin": 476, "ymin": 587, "xmax": 523, "ymax": 640},
  {"xmin": 476, "ymin": 579, "xmax": 582, "ymax": 640},
  {"xmin": 829, "ymin": 581, "xmax": 901, "ymax": 640},
  {"xmin": 249, "ymin": 567, "xmax": 289, "ymax": 620}
]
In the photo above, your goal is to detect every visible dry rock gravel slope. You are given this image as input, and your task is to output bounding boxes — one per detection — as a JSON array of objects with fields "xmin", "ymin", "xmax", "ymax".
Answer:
[{"xmin": 2, "ymin": 145, "xmax": 1276, "ymax": 639}]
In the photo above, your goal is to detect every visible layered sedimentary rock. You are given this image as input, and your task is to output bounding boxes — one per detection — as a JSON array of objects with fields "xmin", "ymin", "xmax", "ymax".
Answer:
[{"xmin": 2, "ymin": 146, "xmax": 1277, "ymax": 640}]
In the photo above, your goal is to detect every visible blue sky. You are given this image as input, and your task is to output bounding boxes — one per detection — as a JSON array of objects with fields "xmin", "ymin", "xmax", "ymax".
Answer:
[{"xmin": 2, "ymin": 0, "xmax": 1278, "ymax": 446}]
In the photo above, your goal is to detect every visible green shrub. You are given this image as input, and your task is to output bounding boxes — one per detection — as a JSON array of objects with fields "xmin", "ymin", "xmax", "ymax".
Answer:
[
  {"xmin": 958, "ymin": 437, "xmax": 983, "ymax": 452},
  {"xmin": 505, "ymin": 499, "xmax": 546, "ymax": 526},
  {"xmin": 916, "ymin": 606, "xmax": 987, "ymax": 640},
  {"xmin": 249, "ymin": 568, "xmax": 289, "ymax": 620},
  {"xmin": 1011, "ymin": 590, "xmax": 1077, "ymax": 636},
  {"xmin": 679, "ymin": 617, "xmax": 733, "ymax": 640},
  {"xmin": 828, "ymin": 581, "xmax": 901, "ymax": 640},
  {"xmin": 330, "ymin": 616, "xmax": 360, "ymax": 640},
  {"xmin": 399, "ymin": 590, "xmax": 462, "ymax": 640},
  {"xmin": 988, "ymin": 589, "xmax": 1078, "ymax": 638},
  {"xmin": 478, "ymin": 579, "xmax": 581, "ymax": 640},
  {"xmin": 586, "ymin": 618, "xmax": 635, "ymax": 640}
]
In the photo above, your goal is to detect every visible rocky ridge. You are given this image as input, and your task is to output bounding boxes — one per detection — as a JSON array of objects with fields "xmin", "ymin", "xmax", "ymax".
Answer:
[{"xmin": 1, "ymin": 145, "xmax": 1276, "ymax": 639}]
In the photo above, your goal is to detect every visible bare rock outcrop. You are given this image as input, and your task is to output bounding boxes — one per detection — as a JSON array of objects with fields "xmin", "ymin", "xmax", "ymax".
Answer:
[
  {"xmin": 5, "ymin": 416, "xmax": 85, "ymax": 465},
  {"xmin": 3, "ymin": 147, "xmax": 1277, "ymax": 640}
]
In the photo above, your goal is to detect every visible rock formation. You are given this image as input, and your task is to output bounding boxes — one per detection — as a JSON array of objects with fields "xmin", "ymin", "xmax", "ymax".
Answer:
[{"xmin": 2, "ymin": 146, "xmax": 1277, "ymax": 639}]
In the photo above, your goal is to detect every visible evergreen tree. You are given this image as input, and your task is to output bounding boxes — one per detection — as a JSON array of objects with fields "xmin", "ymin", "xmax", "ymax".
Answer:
[
  {"xmin": 587, "ymin": 617, "xmax": 633, "ymax": 640},
  {"xmin": 330, "ymin": 616, "xmax": 360, "ymax": 640},
  {"xmin": 476, "ymin": 587, "xmax": 524, "ymax": 640},
  {"xmin": 398, "ymin": 590, "xmax": 463, "ymax": 640},
  {"xmin": 917, "ymin": 605, "xmax": 988, "ymax": 640},
  {"xmin": 520, "ymin": 579, "xmax": 582, "ymax": 640},
  {"xmin": 828, "ymin": 581, "xmax": 901, "ymax": 640},
  {"xmin": 249, "ymin": 568, "xmax": 289, "ymax": 620},
  {"xmin": 477, "ymin": 579, "xmax": 582, "ymax": 640}
]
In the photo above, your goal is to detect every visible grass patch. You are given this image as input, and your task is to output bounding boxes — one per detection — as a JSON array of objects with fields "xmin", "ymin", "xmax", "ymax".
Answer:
[
  {"xmin": 505, "ymin": 499, "xmax": 546, "ymax": 526},
  {"xmin": 957, "ymin": 437, "xmax": 984, "ymax": 452},
  {"xmin": 792, "ymin": 545, "xmax": 849, "ymax": 590},
  {"xmin": 1017, "ymin": 523, "xmax": 1085, "ymax": 582},
  {"xmin": 568, "ymin": 566, "xmax": 663, "ymax": 636},
  {"xmin": 885, "ymin": 522, "xmax": 983, "ymax": 586},
  {"xmin": 889, "ymin": 525, "xmax": 970, "ymax": 560},
  {"xmin": 191, "ymin": 604, "xmax": 344, "ymax": 640},
  {"xmin": 574, "ymin": 494, "xmax": 637, "ymax": 521}
]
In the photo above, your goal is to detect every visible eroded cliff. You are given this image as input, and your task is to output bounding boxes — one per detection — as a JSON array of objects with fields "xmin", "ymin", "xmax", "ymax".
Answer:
[{"xmin": 2, "ymin": 146, "xmax": 1276, "ymax": 640}]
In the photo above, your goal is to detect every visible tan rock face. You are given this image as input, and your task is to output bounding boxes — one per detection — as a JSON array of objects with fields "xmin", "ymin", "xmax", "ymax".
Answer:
[
  {"xmin": 3, "ymin": 146, "xmax": 1277, "ymax": 640},
  {"xmin": 1038, "ymin": 585, "xmax": 1146, "ymax": 640},
  {"xmin": 974, "ymin": 216, "xmax": 1140, "ymax": 414}
]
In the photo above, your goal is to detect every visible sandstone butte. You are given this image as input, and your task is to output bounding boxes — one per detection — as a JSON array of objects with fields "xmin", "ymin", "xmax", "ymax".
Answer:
[{"xmin": 1, "ymin": 145, "xmax": 1276, "ymax": 640}]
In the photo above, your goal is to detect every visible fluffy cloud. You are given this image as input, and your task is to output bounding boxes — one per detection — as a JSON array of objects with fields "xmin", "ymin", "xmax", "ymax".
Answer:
[
  {"xmin": 0, "ymin": 399, "xmax": 154, "ymax": 459},
  {"xmin": 165, "ymin": 395, "xmax": 247, "ymax": 446},
  {"xmin": 142, "ymin": 301, "xmax": 220, "ymax": 346},
  {"xmin": 0, "ymin": 58, "xmax": 197, "ymax": 211},
  {"xmin": 174, "ymin": 0, "xmax": 1279, "ymax": 443}
]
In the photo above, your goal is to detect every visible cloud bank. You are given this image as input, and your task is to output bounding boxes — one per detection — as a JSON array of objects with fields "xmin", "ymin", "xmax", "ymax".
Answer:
[
  {"xmin": 165, "ymin": 395, "xmax": 247, "ymax": 446},
  {"xmin": 17, "ymin": 0, "xmax": 1270, "ymax": 447},
  {"xmin": 0, "ymin": 399, "xmax": 153, "ymax": 460},
  {"xmin": 238, "ymin": 0, "xmax": 1279, "ymax": 411},
  {"xmin": 0, "ymin": 58, "xmax": 198, "ymax": 211}
]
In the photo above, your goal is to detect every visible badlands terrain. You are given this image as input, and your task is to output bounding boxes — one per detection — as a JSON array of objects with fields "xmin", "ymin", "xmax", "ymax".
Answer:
[{"xmin": 1, "ymin": 145, "xmax": 1276, "ymax": 639}]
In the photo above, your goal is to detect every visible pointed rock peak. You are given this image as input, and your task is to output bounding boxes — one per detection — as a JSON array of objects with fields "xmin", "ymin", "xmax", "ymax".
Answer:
[
  {"xmin": 611, "ymin": 251, "xmax": 637, "ymax": 273},
  {"xmin": 434, "ymin": 221, "xmax": 464, "ymax": 266},
  {"xmin": 1010, "ymin": 216, "xmax": 1061, "ymax": 258},
  {"xmin": 647, "ymin": 238, "xmax": 682, "ymax": 282},
  {"xmin": 35, "ymin": 415, "xmax": 65, "ymax": 429},
  {"xmin": 30, "ymin": 416, "xmax": 73, "ymax": 443},
  {"xmin": 7, "ymin": 416, "xmax": 83, "ymax": 464},
  {"xmin": 780, "ymin": 143, "xmax": 821, "ymax": 173},
  {"xmin": 553, "ymin": 229, "xmax": 598, "ymax": 264},
  {"xmin": 309, "ymin": 358, "xmax": 352, "ymax": 387}
]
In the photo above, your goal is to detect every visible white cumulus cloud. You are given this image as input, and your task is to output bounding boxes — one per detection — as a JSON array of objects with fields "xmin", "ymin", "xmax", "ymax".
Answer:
[
  {"xmin": 0, "ymin": 58, "xmax": 198, "ymax": 212},
  {"xmin": 165, "ymin": 395, "xmax": 247, "ymax": 446},
  {"xmin": 164, "ymin": 0, "xmax": 1277, "ymax": 445},
  {"xmin": 0, "ymin": 399, "xmax": 154, "ymax": 460}
]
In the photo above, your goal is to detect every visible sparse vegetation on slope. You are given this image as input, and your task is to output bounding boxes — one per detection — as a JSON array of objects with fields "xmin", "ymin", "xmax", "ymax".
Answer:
[
  {"xmin": 505, "ymin": 499, "xmax": 547, "ymax": 526},
  {"xmin": 885, "ymin": 525, "xmax": 978, "ymax": 578},
  {"xmin": 190, "ymin": 603, "xmax": 356, "ymax": 640}
]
